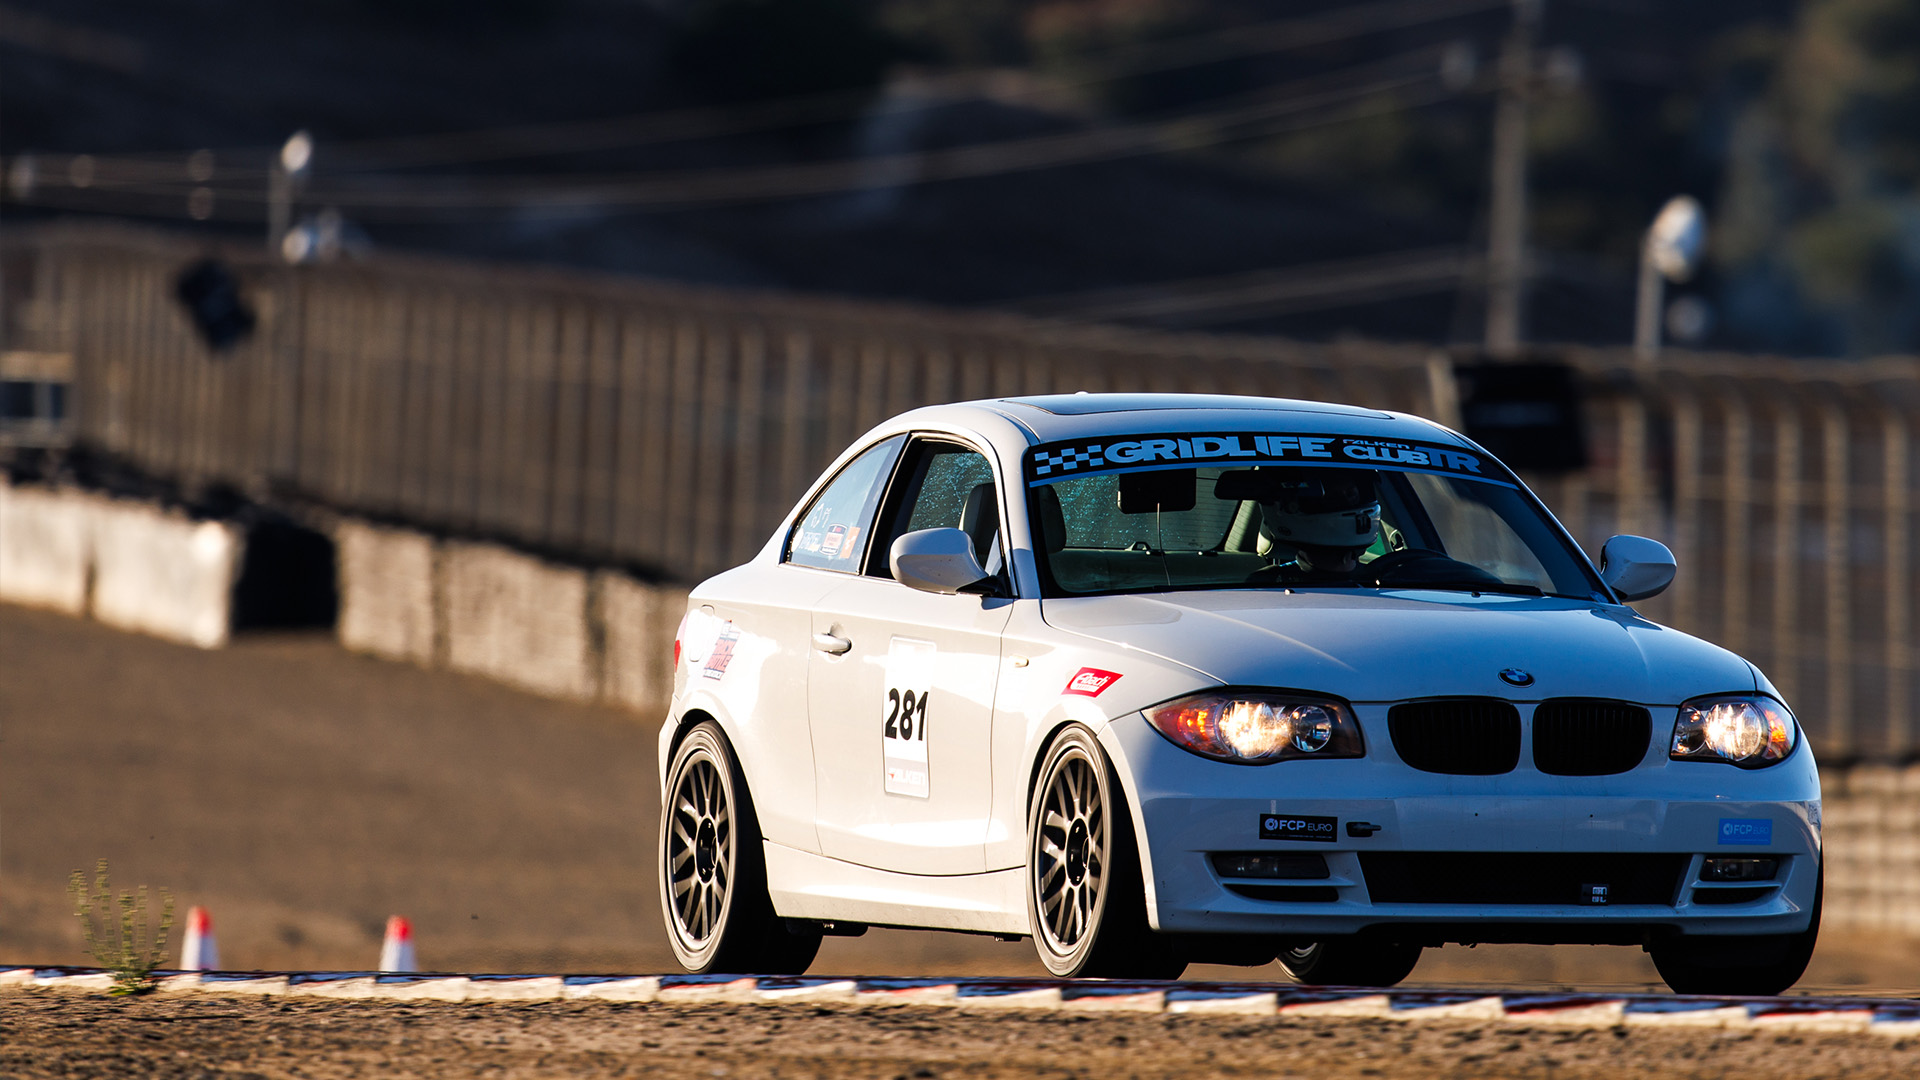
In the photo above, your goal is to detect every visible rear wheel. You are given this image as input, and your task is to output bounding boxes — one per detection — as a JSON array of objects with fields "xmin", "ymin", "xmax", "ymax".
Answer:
[
  {"xmin": 1278, "ymin": 939, "xmax": 1423, "ymax": 987},
  {"xmin": 1027, "ymin": 726, "xmax": 1186, "ymax": 979},
  {"xmin": 1649, "ymin": 863, "xmax": 1821, "ymax": 996},
  {"xmin": 659, "ymin": 720, "xmax": 821, "ymax": 974}
]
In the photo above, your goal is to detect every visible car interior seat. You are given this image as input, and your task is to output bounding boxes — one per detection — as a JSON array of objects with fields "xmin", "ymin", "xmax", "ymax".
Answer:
[
  {"xmin": 1033, "ymin": 484, "xmax": 1067, "ymax": 553},
  {"xmin": 960, "ymin": 482, "xmax": 1003, "ymax": 573}
]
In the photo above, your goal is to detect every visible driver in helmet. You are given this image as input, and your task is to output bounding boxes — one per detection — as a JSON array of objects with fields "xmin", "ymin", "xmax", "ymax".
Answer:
[{"xmin": 1255, "ymin": 468, "xmax": 1382, "ymax": 581}]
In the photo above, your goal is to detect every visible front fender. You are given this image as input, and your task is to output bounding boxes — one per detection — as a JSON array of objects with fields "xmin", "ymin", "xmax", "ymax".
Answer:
[{"xmin": 986, "ymin": 599, "xmax": 1218, "ymax": 882}]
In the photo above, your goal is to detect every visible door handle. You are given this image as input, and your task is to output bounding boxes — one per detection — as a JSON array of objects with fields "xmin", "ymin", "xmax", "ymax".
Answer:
[{"xmin": 812, "ymin": 631, "xmax": 852, "ymax": 655}]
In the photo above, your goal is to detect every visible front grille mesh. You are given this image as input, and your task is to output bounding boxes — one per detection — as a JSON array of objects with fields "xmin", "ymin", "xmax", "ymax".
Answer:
[
  {"xmin": 1388, "ymin": 699, "xmax": 1521, "ymax": 775},
  {"xmin": 1532, "ymin": 699, "xmax": 1652, "ymax": 776}
]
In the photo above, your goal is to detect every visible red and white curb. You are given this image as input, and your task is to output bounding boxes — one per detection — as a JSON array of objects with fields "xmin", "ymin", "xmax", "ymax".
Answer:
[{"xmin": 5, "ymin": 967, "xmax": 1917, "ymax": 1036}]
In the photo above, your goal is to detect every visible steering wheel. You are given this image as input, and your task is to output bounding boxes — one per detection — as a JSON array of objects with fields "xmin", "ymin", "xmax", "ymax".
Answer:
[{"xmin": 1358, "ymin": 547, "xmax": 1502, "ymax": 588}]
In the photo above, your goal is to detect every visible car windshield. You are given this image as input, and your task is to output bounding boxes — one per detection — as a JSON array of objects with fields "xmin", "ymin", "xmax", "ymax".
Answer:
[{"xmin": 1024, "ymin": 430, "xmax": 1604, "ymax": 599}]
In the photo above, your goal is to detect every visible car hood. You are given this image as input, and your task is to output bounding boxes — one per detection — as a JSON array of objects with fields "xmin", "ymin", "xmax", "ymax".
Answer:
[{"xmin": 1040, "ymin": 589, "xmax": 1756, "ymax": 705}]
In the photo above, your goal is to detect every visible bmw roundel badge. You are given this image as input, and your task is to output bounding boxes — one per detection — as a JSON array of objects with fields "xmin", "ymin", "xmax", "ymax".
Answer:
[{"xmin": 1499, "ymin": 668, "xmax": 1535, "ymax": 687}]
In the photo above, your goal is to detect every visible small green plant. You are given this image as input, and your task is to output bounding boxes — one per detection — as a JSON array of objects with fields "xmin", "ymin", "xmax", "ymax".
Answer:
[{"xmin": 68, "ymin": 859, "xmax": 174, "ymax": 996}]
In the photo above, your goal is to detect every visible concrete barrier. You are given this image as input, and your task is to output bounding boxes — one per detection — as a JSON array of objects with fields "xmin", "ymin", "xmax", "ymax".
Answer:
[
  {"xmin": 598, "ymin": 573, "xmax": 687, "ymax": 715},
  {"xmin": 328, "ymin": 516, "xmax": 689, "ymax": 713},
  {"xmin": 336, "ymin": 521, "xmax": 438, "ymax": 666},
  {"xmin": 1821, "ymin": 764, "xmax": 1920, "ymax": 936},
  {"xmin": 0, "ymin": 480, "xmax": 240, "ymax": 647},
  {"xmin": 0, "ymin": 482, "xmax": 90, "ymax": 614},
  {"xmin": 442, "ymin": 542, "xmax": 596, "ymax": 701},
  {"xmin": 87, "ymin": 495, "xmax": 242, "ymax": 649}
]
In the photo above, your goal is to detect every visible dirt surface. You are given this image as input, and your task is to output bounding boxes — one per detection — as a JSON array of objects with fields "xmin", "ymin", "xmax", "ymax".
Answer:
[
  {"xmin": 5, "ymin": 602, "xmax": 1920, "ymax": 996},
  {"xmin": 4, "ymin": 990, "xmax": 1919, "ymax": 1080}
]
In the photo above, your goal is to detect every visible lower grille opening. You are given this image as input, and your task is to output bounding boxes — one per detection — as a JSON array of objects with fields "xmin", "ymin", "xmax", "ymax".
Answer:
[
  {"xmin": 1226, "ymin": 884, "xmax": 1340, "ymax": 903},
  {"xmin": 1691, "ymin": 887, "xmax": 1775, "ymax": 906},
  {"xmin": 1388, "ymin": 699, "xmax": 1521, "ymax": 775},
  {"xmin": 1360, "ymin": 852, "xmax": 1689, "ymax": 906}
]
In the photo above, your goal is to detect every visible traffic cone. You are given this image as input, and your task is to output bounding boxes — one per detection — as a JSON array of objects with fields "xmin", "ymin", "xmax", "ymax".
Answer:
[
  {"xmin": 378, "ymin": 915, "xmax": 416, "ymax": 973},
  {"xmin": 179, "ymin": 906, "xmax": 219, "ymax": 971}
]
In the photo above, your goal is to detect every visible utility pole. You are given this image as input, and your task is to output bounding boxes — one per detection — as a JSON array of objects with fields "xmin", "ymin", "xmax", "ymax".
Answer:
[{"xmin": 1484, "ymin": 0, "xmax": 1540, "ymax": 357}]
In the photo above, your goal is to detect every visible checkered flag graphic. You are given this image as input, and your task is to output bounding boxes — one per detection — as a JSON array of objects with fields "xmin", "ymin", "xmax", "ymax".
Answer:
[{"xmin": 1033, "ymin": 445, "xmax": 1105, "ymax": 477}]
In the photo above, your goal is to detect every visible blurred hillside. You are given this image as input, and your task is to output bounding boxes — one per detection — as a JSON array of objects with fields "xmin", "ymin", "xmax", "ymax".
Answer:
[{"xmin": 5, "ymin": 0, "xmax": 1913, "ymax": 356}]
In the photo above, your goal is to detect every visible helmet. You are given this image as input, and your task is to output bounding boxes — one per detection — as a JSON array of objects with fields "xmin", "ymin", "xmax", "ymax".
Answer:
[{"xmin": 1258, "ymin": 468, "xmax": 1381, "ymax": 550}]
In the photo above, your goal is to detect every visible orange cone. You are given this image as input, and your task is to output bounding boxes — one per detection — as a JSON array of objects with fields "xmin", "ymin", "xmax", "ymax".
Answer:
[
  {"xmin": 179, "ymin": 906, "xmax": 219, "ymax": 971},
  {"xmin": 378, "ymin": 915, "xmax": 416, "ymax": 973}
]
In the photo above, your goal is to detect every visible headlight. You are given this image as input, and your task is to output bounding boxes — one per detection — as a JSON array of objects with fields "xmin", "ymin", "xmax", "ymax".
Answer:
[
  {"xmin": 1145, "ymin": 690, "xmax": 1363, "ymax": 764},
  {"xmin": 1670, "ymin": 695, "xmax": 1797, "ymax": 768}
]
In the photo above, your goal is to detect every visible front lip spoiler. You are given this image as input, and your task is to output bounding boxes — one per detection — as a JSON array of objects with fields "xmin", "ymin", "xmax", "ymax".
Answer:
[{"xmin": 1340, "ymin": 920, "xmax": 1736, "ymax": 948}]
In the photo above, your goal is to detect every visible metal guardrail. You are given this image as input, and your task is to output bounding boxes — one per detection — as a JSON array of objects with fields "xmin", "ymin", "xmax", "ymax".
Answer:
[{"xmin": 11, "ymin": 223, "xmax": 1920, "ymax": 761}]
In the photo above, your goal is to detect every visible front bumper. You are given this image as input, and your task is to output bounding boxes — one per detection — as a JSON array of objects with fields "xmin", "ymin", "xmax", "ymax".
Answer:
[{"xmin": 1104, "ymin": 707, "xmax": 1823, "ymax": 943}]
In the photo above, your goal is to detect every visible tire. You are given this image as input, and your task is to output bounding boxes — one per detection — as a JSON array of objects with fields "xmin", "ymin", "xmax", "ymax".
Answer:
[
  {"xmin": 1649, "ymin": 862, "xmax": 1822, "ymax": 997},
  {"xmin": 1177, "ymin": 935, "xmax": 1282, "ymax": 968},
  {"xmin": 1278, "ymin": 939, "xmax": 1423, "ymax": 987},
  {"xmin": 1026, "ymin": 725, "xmax": 1187, "ymax": 979},
  {"xmin": 659, "ymin": 720, "xmax": 821, "ymax": 975}
]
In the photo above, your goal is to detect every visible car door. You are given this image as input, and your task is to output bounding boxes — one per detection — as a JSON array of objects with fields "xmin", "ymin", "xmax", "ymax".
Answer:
[
  {"xmin": 730, "ymin": 433, "xmax": 905, "ymax": 854},
  {"xmin": 807, "ymin": 436, "xmax": 1014, "ymax": 876}
]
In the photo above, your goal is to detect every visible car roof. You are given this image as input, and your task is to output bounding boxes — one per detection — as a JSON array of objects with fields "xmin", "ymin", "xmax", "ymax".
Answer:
[
  {"xmin": 999, "ymin": 392, "xmax": 1391, "ymax": 419},
  {"xmin": 965, "ymin": 393, "xmax": 1466, "ymax": 448}
]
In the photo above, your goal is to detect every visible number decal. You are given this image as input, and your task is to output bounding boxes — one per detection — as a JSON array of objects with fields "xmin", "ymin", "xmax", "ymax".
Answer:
[
  {"xmin": 883, "ymin": 638, "xmax": 935, "ymax": 798},
  {"xmin": 883, "ymin": 688, "xmax": 929, "ymax": 744}
]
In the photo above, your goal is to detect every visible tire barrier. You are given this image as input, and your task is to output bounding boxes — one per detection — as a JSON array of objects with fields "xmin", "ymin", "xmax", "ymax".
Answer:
[{"xmin": 7, "ymin": 967, "xmax": 1920, "ymax": 1035}]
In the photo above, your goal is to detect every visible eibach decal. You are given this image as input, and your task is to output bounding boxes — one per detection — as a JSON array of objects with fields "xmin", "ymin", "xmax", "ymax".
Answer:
[
  {"xmin": 1063, "ymin": 668, "xmax": 1123, "ymax": 697},
  {"xmin": 1024, "ymin": 432, "xmax": 1516, "ymax": 488},
  {"xmin": 703, "ymin": 625, "xmax": 741, "ymax": 680}
]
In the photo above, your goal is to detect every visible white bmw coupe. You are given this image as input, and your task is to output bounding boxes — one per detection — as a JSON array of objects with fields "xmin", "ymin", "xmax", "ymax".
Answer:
[{"xmin": 659, "ymin": 394, "xmax": 1821, "ymax": 994}]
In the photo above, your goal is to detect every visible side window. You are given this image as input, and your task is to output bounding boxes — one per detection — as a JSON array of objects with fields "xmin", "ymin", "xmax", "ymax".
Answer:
[
  {"xmin": 871, "ymin": 441, "xmax": 1004, "ymax": 578},
  {"xmin": 786, "ymin": 436, "xmax": 905, "ymax": 572}
]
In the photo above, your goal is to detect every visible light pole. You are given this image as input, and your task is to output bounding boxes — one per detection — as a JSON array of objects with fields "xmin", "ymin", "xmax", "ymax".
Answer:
[
  {"xmin": 268, "ymin": 130, "xmax": 313, "ymax": 258},
  {"xmin": 1634, "ymin": 195, "xmax": 1706, "ymax": 364},
  {"xmin": 1484, "ymin": 0, "xmax": 1540, "ymax": 357}
]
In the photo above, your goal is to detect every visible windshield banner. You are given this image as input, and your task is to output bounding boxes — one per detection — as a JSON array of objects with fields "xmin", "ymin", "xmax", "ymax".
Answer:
[{"xmin": 1024, "ymin": 432, "xmax": 1517, "ymax": 488}]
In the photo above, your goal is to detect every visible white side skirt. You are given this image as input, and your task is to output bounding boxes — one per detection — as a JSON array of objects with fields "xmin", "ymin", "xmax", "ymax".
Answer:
[{"xmin": 764, "ymin": 842, "xmax": 1030, "ymax": 936}]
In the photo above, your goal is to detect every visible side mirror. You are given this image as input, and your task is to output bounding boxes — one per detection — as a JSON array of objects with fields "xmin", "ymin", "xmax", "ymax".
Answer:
[
  {"xmin": 890, "ymin": 528, "xmax": 989, "ymax": 595},
  {"xmin": 1600, "ymin": 534, "xmax": 1675, "ymax": 602}
]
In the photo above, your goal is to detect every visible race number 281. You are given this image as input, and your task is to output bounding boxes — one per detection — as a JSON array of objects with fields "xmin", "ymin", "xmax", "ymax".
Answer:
[
  {"xmin": 886, "ymin": 687, "xmax": 928, "ymax": 740},
  {"xmin": 883, "ymin": 638, "xmax": 935, "ymax": 798}
]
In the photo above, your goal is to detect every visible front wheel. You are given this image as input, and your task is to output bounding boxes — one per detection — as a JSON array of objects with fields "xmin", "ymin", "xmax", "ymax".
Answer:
[
  {"xmin": 1278, "ymin": 939, "xmax": 1423, "ymax": 987},
  {"xmin": 659, "ymin": 720, "xmax": 821, "ymax": 974},
  {"xmin": 1026, "ymin": 725, "xmax": 1186, "ymax": 979},
  {"xmin": 1649, "ymin": 864, "xmax": 1821, "ymax": 996}
]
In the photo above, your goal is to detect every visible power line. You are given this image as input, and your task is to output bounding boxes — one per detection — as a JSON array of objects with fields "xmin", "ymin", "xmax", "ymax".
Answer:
[
  {"xmin": 1087, "ymin": 0, "xmax": 1502, "ymax": 80},
  {"xmin": 1016, "ymin": 246, "xmax": 1481, "ymax": 324},
  {"xmin": 36, "ymin": 0, "xmax": 1499, "ymax": 177},
  {"xmin": 10, "ymin": 51, "xmax": 1457, "ymax": 220},
  {"xmin": 0, "ymin": 3, "xmax": 143, "ymax": 73}
]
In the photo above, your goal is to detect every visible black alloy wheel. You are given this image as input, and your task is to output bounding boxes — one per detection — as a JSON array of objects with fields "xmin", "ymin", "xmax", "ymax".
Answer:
[
  {"xmin": 659, "ymin": 720, "xmax": 820, "ymax": 974},
  {"xmin": 1026, "ymin": 725, "xmax": 1185, "ymax": 979}
]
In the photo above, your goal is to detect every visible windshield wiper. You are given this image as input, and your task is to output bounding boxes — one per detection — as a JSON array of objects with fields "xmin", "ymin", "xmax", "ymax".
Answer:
[{"xmin": 1383, "ymin": 580, "xmax": 1543, "ymax": 597}]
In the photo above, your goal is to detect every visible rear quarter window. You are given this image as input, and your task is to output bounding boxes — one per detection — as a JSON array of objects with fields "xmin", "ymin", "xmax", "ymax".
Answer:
[{"xmin": 786, "ymin": 435, "xmax": 905, "ymax": 571}]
